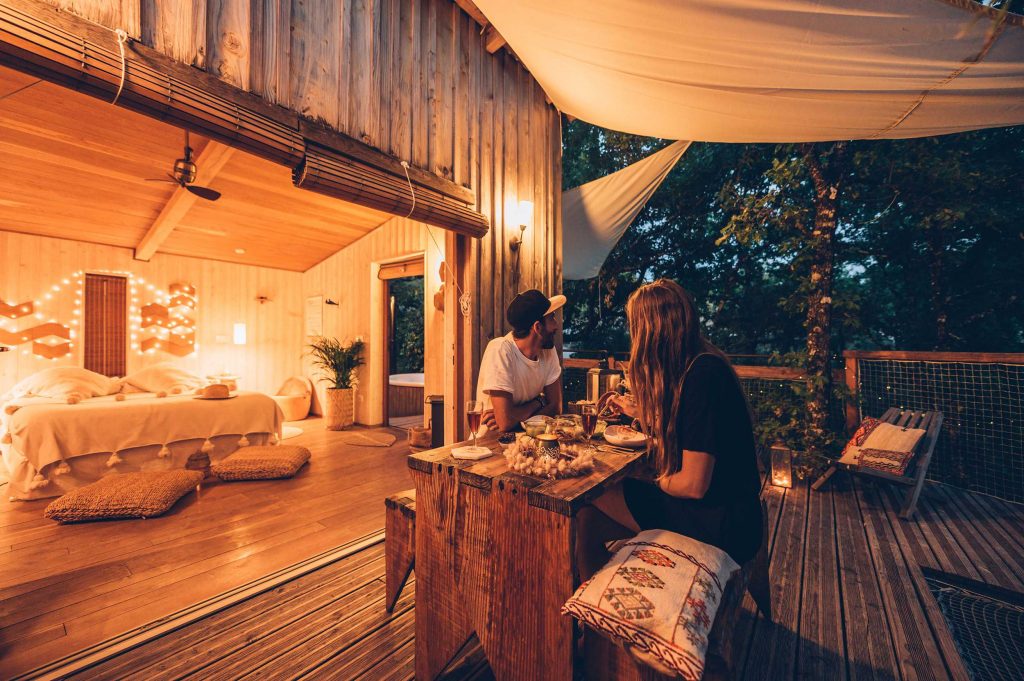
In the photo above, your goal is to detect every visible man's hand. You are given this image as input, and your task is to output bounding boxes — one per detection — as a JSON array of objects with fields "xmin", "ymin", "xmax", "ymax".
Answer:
[{"xmin": 481, "ymin": 408, "xmax": 499, "ymax": 432}]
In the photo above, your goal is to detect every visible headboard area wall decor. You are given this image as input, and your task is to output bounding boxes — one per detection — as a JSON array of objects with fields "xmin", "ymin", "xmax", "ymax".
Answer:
[{"xmin": 0, "ymin": 231, "xmax": 304, "ymax": 395}]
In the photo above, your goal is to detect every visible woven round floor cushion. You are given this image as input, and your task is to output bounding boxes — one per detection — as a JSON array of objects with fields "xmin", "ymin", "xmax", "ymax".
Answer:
[
  {"xmin": 44, "ymin": 470, "xmax": 204, "ymax": 523},
  {"xmin": 211, "ymin": 445, "xmax": 311, "ymax": 481}
]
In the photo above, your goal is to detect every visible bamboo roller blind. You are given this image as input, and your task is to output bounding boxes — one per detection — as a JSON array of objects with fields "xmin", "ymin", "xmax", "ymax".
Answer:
[
  {"xmin": 378, "ymin": 258, "xmax": 425, "ymax": 280},
  {"xmin": 84, "ymin": 274, "xmax": 127, "ymax": 377},
  {"xmin": 0, "ymin": 4, "xmax": 489, "ymax": 239}
]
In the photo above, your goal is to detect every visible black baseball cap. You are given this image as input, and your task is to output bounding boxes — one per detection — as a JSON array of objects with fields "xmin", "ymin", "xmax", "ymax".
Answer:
[{"xmin": 507, "ymin": 290, "xmax": 567, "ymax": 332}]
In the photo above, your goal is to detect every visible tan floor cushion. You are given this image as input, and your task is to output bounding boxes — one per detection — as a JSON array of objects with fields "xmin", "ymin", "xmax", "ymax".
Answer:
[
  {"xmin": 210, "ymin": 445, "xmax": 311, "ymax": 481},
  {"xmin": 44, "ymin": 470, "xmax": 204, "ymax": 523}
]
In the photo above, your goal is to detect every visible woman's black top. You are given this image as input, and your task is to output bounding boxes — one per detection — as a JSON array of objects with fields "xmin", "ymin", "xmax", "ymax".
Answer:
[{"xmin": 623, "ymin": 353, "xmax": 763, "ymax": 564}]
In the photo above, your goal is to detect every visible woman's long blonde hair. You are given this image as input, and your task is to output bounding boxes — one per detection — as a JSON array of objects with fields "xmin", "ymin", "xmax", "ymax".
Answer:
[{"xmin": 626, "ymin": 279, "xmax": 731, "ymax": 477}]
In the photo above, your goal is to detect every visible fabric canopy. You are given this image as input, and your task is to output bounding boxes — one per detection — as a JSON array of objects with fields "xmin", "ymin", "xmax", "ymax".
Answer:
[
  {"xmin": 563, "ymin": 141, "xmax": 690, "ymax": 280},
  {"xmin": 472, "ymin": 0, "xmax": 1024, "ymax": 142}
]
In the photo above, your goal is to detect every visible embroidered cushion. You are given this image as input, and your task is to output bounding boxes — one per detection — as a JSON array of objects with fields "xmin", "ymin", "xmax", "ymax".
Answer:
[
  {"xmin": 44, "ymin": 470, "xmax": 203, "ymax": 523},
  {"xmin": 838, "ymin": 417, "xmax": 881, "ymax": 464},
  {"xmin": 839, "ymin": 419, "xmax": 925, "ymax": 473},
  {"xmin": 562, "ymin": 529, "xmax": 740, "ymax": 680},
  {"xmin": 210, "ymin": 445, "xmax": 310, "ymax": 480}
]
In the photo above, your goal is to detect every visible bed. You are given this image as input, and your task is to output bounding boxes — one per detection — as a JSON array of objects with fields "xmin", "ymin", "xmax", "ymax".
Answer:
[{"xmin": 1, "ymin": 391, "xmax": 282, "ymax": 500}]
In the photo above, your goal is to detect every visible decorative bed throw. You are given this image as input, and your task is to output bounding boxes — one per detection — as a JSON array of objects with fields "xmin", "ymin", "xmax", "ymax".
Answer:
[
  {"xmin": 839, "ymin": 420, "xmax": 925, "ymax": 475},
  {"xmin": 124, "ymin": 363, "xmax": 204, "ymax": 394},
  {"xmin": 561, "ymin": 529, "xmax": 740, "ymax": 680},
  {"xmin": 3, "ymin": 367, "xmax": 120, "ymax": 404},
  {"xmin": 211, "ymin": 445, "xmax": 310, "ymax": 480},
  {"xmin": 43, "ymin": 470, "xmax": 204, "ymax": 523}
]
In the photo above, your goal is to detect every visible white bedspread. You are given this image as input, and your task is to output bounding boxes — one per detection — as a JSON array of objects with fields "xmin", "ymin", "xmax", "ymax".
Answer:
[{"xmin": 1, "ymin": 392, "xmax": 282, "ymax": 500}]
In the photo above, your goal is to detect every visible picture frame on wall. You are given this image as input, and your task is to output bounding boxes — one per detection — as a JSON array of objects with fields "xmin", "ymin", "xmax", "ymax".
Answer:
[{"xmin": 305, "ymin": 295, "xmax": 323, "ymax": 338}]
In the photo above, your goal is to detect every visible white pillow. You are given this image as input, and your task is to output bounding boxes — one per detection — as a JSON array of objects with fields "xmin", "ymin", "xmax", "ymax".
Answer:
[
  {"xmin": 562, "ymin": 529, "xmax": 740, "ymax": 679},
  {"xmin": 4, "ymin": 367, "xmax": 120, "ymax": 404},
  {"xmin": 125, "ymin": 363, "xmax": 204, "ymax": 394}
]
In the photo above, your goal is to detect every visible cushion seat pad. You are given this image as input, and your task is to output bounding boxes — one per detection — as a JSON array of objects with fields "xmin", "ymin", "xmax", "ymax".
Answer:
[
  {"xmin": 44, "ymin": 470, "xmax": 204, "ymax": 523},
  {"xmin": 210, "ymin": 445, "xmax": 311, "ymax": 481}
]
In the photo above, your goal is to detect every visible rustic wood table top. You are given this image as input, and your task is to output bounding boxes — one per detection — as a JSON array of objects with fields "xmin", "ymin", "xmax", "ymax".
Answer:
[
  {"xmin": 408, "ymin": 434, "xmax": 646, "ymax": 680},
  {"xmin": 407, "ymin": 433, "xmax": 646, "ymax": 516}
]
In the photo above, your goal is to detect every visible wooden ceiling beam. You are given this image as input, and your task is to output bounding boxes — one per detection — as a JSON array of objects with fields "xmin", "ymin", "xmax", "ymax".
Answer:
[
  {"xmin": 483, "ymin": 25, "xmax": 507, "ymax": 54},
  {"xmin": 134, "ymin": 140, "xmax": 234, "ymax": 261}
]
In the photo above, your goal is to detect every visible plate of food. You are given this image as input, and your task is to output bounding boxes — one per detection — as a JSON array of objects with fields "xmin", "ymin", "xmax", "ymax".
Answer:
[{"xmin": 603, "ymin": 424, "xmax": 648, "ymax": 448}]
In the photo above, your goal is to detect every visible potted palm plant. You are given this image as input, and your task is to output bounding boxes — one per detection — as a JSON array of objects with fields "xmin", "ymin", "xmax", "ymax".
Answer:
[{"xmin": 308, "ymin": 336, "xmax": 365, "ymax": 430}]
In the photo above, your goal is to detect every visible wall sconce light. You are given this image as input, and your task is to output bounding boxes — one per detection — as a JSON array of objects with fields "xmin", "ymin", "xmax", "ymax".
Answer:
[
  {"xmin": 232, "ymin": 322, "xmax": 247, "ymax": 345},
  {"xmin": 509, "ymin": 200, "xmax": 533, "ymax": 252},
  {"xmin": 770, "ymin": 441, "xmax": 793, "ymax": 488}
]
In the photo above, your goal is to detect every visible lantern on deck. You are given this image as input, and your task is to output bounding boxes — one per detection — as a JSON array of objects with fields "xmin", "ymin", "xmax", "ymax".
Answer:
[{"xmin": 770, "ymin": 442, "xmax": 793, "ymax": 488}]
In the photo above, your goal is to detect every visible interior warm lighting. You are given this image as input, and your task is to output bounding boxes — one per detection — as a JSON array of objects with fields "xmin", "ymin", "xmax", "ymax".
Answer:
[
  {"xmin": 235, "ymin": 248, "xmax": 246, "ymax": 255},
  {"xmin": 233, "ymin": 322, "xmax": 247, "ymax": 345}
]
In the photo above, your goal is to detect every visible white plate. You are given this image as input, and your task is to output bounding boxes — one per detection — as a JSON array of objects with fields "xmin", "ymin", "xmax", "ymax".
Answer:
[{"xmin": 603, "ymin": 426, "xmax": 648, "ymax": 449}]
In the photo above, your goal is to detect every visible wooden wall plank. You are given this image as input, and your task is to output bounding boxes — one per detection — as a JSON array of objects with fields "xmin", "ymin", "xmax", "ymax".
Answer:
[
  {"xmin": 289, "ymin": 0, "xmax": 339, "ymax": 123},
  {"xmin": 140, "ymin": 0, "xmax": 207, "ymax": 68},
  {"xmin": 249, "ymin": 0, "xmax": 291, "ymax": 104},
  {"xmin": 207, "ymin": 0, "xmax": 250, "ymax": 90}
]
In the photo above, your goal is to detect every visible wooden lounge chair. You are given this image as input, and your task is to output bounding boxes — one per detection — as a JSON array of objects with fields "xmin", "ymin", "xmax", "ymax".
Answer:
[{"xmin": 812, "ymin": 408, "xmax": 943, "ymax": 519}]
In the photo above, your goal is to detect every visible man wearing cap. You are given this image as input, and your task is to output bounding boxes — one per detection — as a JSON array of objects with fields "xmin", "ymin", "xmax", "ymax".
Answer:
[{"xmin": 477, "ymin": 289, "xmax": 565, "ymax": 432}]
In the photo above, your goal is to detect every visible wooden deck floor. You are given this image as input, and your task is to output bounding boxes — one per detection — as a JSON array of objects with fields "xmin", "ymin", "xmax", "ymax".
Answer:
[
  {"xmin": 34, "ymin": 471, "xmax": 1024, "ymax": 680},
  {"xmin": 0, "ymin": 419, "xmax": 415, "ymax": 678}
]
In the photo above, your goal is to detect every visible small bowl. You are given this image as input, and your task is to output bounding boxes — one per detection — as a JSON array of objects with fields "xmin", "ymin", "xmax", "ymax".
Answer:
[{"xmin": 521, "ymin": 415, "xmax": 552, "ymax": 438}]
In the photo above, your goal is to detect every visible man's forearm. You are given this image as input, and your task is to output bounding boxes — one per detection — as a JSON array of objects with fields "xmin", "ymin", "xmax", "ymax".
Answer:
[{"xmin": 495, "ymin": 399, "xmax": 548, "ymax": 431}]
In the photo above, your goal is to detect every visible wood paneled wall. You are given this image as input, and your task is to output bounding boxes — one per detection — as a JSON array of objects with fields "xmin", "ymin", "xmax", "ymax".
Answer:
[
  {"xmin": 0, "ymin": 231, "xmax": 303, "ymax": 395},
  {"xmin": 29, "ymin": 0, "xmax": 563, "ymax": 432},
  {"xmin": 302, "ymin": 215, "xmax": 446, "ymax": 426}
]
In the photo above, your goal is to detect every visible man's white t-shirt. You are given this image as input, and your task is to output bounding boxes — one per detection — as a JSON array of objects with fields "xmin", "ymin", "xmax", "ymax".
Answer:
[{"xmin": 476, "ymin": 333, "xmax": 561, "ymax": 411}]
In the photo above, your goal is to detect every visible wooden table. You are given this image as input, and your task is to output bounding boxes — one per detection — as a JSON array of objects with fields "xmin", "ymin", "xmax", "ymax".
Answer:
[{"xmin": 408, "ymin": 435, "xmax": 645, "ymax": 680}]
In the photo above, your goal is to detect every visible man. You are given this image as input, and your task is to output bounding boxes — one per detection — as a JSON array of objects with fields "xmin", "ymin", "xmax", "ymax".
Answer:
[{"xmin": 477, "ymin": 289, "xmax": 565, "ymax": 432}]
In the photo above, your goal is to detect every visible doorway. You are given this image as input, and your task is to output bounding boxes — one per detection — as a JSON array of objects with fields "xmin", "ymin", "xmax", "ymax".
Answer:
[{"xmin": 379, "ymin": 256, "xmax": 425, "ymax": 427}]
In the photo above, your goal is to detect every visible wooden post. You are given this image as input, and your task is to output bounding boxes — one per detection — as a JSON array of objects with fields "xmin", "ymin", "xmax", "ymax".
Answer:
[{"xmin": 844, "ymin": 352, "xmax": 860, "ymax": 434}]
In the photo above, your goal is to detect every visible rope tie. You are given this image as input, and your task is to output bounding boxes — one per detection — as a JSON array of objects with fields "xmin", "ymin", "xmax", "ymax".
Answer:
[{"xmin": 111, "ymin": 29, "xmax": 129, "ymax": 106}]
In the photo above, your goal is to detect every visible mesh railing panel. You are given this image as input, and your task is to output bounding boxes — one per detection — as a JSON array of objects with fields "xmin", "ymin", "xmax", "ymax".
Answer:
[
  {"xmin": 856, "ymin": 360, "xmax": 1024, "ymax": 502},
  {"xmin": 924, "ymin": 572, "xmax": 1024, "ymax": 681}
]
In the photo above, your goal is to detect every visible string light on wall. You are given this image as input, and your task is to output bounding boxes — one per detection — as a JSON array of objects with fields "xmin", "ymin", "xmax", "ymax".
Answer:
[{"xmin": 1, "ymin": 271, "xmax": 197, "ymax": 360}]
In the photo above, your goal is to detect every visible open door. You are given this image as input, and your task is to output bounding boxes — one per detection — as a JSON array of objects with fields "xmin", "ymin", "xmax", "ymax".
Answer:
[{"xmin": 380, "ymin": 256, "xmax": 425, "ymax": 427}]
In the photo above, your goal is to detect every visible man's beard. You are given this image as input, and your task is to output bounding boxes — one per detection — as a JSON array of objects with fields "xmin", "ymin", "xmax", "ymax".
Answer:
[{"xmin": 540, "ymin": 330, "xmax": 555, "ymax": 349}]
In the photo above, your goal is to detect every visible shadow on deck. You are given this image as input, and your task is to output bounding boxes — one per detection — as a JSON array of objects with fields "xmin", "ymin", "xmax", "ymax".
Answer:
[{"xmin": 65, "ymin": 475, "xmax": 1024, "ymax": 680}]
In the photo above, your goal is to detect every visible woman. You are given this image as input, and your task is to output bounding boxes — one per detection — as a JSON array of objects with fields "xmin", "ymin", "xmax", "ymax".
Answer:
[{"xmin": 577, "ymin": 279, "xmax": 763, "ymax": 577}]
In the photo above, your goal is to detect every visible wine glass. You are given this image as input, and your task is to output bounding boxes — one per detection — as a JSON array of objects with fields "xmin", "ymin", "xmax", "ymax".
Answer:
[
  {"xmin": 466, "ymin": 400, "xmax": 484, "ymax": 451},
  {"xmin": 580, "ymin": 402, "xmax": 598, "ymax": 447}
]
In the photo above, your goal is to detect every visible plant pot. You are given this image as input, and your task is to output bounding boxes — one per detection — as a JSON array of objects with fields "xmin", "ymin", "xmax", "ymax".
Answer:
[{"xmin": 326, "ymin": 388, "xmax": 355, "ymax": 430}]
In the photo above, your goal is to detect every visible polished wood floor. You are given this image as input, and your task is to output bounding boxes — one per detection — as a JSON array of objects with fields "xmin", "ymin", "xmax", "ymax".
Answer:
[
  {"xmin": 42, "ymin": 472, "xmax": 1024, "ymax": 681},
  {"xmin": 0, "ymin": 419, "xmax": 414, "ymax": 678}
]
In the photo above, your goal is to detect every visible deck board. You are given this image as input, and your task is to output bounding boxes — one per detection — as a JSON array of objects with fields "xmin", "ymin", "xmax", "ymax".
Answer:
[{"xmin": 6, "ymin": 466, "xmax": 1024, "ymax": 680}]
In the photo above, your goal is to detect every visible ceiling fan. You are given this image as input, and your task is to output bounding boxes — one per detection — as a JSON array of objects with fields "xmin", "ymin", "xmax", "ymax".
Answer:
[{"xmin": 146, "ymin": 130, "xmax": 222, "ymax": 201}]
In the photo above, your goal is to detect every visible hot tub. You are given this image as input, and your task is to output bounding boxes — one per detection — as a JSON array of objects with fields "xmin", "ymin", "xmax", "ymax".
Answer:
[{"xmin": 389, "ymin": 373, "xmax": 424, "ymax": 417}]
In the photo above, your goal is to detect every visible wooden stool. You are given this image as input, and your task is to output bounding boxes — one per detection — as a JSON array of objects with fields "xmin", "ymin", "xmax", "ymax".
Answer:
[{"xmin": 384, "ymin": 488, "xmax": 416, "ymax": 613}]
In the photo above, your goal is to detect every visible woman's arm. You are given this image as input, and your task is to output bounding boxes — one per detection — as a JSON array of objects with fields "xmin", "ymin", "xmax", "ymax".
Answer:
[{"xmin": 657, "ymin": 449, "xmax": 715, "ymax": 499}]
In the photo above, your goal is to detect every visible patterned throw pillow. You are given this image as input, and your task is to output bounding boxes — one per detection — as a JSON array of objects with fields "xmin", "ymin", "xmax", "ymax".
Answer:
[
  {"xmin": 839, "ymin": 417, "xmax": 882, "ymax": 464},
  {"xmin": 561, "ymin": 529, "xmax": 740, "ymax": 680},
  {"xmin": 858, "ymin": 448, "xmax": 915, "ymax": 476}
]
